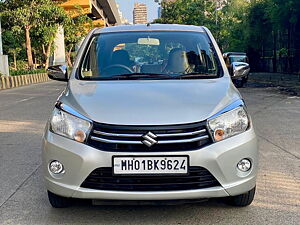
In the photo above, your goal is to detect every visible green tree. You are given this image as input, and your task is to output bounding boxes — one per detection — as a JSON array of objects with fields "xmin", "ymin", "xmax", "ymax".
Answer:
[
  {"xmin": 34, "ymin": 3, "xmax": 66, "ymax": 68},
  {"xmin": 246, "ymin": 0, "xmax": 272, "ymax": 51},
  {"xmin": 217, "ymin": 0, "xmax": 250, "ymax": 52},
  {"xmin": 0, "ymin": 0, "xmax": 66, "ymax": 69},
  {"xmin": 154, "ymin": 0, "xmax": 249, "ymax": 51},
  {"xmin": 155, "ymin": 0, "xmax": 214, "ymax": 28},
  {"xmin": 1, "ymin": 29, "xmax": 26, "ymax": 63},
  {"xmin": 267, "ymin": 0, "xmax": 300, "ymax": 72},
  {"xmin": 63, "ymin": 7, "xmax": 93, "ymax": 67},
  {"xmin": 8, "ymin": 47, "xmax": 22, "ymax": 70}
]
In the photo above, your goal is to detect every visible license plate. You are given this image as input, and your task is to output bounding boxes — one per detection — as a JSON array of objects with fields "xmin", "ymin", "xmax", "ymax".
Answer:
[{"xmin": 113, "ymin": 156, "xmax": 189, "ymax": 175}]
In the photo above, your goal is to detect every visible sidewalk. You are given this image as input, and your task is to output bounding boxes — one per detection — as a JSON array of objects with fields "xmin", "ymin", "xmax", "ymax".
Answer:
[{"xmin": 249, "ymin": 72, "xmax": 300, "ymax": 95}]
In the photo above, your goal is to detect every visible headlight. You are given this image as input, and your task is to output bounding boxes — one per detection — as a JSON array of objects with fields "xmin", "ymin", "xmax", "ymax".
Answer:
[
  {"xmin": 208, "ymin": 106, "xmax": 249, "ymax": 142},
  {"xmin": 50, "ymin": 107, "xmax": 92, "ymax": 143}
]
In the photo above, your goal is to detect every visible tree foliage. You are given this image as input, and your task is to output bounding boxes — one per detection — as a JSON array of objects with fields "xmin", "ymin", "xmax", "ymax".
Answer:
[
  {"xmin": 64, "ymin": 6, "xmax": 93, "ymax": 67},
  {"xmin": 0, "ymin": 0, "xmax": 67, "ymax": 69},
  {"xmin": 0, "ymin": 0, "xmax": 92, "ymax": 69},
  {"xmin": 154, "ymin": 0, "xmax": 249, "ymax": 51},
  {"xmin": 155, "ymin": 0, "xmax": 300, "ymax": 73}
]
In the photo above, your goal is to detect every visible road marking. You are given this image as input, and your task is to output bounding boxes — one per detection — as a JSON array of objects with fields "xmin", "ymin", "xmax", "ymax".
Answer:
[
  {"xmin": 15, "ymin": 97, "xmax": 35, "ymax": 103},
  {"xmin": 0, "ymin": 164, "xmax": 41, "ymax": 208},
  {"xmin": 258, "ymin": 134, "xmax": 300, "ymax": 160}
]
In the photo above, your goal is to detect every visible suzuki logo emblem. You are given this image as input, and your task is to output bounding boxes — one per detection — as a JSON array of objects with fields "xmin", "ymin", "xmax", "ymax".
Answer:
[{"xmin": 142, "ymin": 131, "xmax": 158, "ymax": 147}]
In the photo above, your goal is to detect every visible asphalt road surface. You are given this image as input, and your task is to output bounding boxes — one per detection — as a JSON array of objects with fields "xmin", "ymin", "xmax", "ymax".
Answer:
[{"xmin": 0, "ymin": 81, "xmax": 299, "ymax": 225}]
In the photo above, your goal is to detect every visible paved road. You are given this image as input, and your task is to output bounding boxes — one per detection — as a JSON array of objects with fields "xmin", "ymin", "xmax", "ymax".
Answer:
[{"xmin": 0, "ymin": 81, "xmax": 299, "ymax": 225}]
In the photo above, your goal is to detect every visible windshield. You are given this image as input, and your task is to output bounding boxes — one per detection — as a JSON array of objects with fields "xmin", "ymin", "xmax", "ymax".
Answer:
[
  {"xmin": 229, "ymin": 56, "xmax": 248, "ymax": 63},
  {"xmin": 79, "ymin": 31, "xmax": 222, "ymax": 80}
]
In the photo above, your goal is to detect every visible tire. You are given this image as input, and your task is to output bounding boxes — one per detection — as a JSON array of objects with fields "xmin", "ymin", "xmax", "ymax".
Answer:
[
  {"xmin": 233, "ymin": 79, "xmax": 244, "ymax": 88},
  {"xmin": 242, "ymin": 76, "xmax": 248, "ymax": 85},
  {"xmin": 225, "ymin": 186, "xmax": 256, "ymax": 207},
  {"xmin": 48, "ymin": 191, "xmax": 71, "ymax": 208}
]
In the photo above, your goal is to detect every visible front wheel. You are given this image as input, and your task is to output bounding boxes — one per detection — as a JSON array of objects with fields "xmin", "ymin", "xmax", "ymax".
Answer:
[
  {"xmin": 48, "ymin": 191, "xmax": 71, "ymax": 208},
  {"xmin": 242, "ymin": 76, "xmax": 248, "ymax": 85},
  {"xmin": 225, "ymin": 186, "xmax": 256, "ymax": 207},
  {"xmin": 233, "ymin": 79, "xmax": 244, "ymax": 88}
]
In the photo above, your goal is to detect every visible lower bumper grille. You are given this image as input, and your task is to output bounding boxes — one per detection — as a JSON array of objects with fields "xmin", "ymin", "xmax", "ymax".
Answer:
[{"xmin": 81, "ymin": 167, "xmax": 220, "ymax": 191}]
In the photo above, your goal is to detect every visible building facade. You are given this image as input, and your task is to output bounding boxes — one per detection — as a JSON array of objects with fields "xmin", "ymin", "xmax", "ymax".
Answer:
[
  {"xmin": 55, "ymin": 0, "xmax": 121, "ymax": 27},
  {"xmin": 51, "ymin": 0, "xmax": 121, "ymax": 66},
  {"xmin": 133, "ymin": 3, "xmax": 147, "ymax": 24}
]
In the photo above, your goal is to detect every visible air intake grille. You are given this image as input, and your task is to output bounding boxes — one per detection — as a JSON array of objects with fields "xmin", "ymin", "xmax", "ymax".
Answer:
[
  {"xmin": 81, "ymin": 167, "xmax": 220, "ymax": 191},
  {"xmin": 87, "ymin": 121, "xmax": 212, "ymax": 152}
]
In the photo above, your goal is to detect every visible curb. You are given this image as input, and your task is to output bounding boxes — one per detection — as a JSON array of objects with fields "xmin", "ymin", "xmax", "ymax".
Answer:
[
  {"xmin": 250, "ymin": 72, "xmax": 300, "ymax": 84},
  {"xmin": 248, "ymin": 73, "xmax": 300, "ymax": 96},
  {"xmin": 0, "ymin": 73, "xmax": 50, "ymax": 90}
]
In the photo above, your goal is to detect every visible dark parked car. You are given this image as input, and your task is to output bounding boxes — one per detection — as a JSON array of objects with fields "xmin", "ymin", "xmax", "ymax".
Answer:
[{"xmin": 223, "ymin": 52, "xmax": 250, "ymax": 88}]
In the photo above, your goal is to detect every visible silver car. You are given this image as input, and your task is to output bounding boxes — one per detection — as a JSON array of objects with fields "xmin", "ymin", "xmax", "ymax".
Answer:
[{"xmin": 44, "ymin": 24, "xmax": 258, "ymax": 208}]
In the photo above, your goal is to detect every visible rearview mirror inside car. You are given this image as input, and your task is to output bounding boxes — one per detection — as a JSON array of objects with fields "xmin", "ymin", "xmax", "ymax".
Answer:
[{"xmin": 138, "ymin": 38, "xmax": 160, "ymax": 46}]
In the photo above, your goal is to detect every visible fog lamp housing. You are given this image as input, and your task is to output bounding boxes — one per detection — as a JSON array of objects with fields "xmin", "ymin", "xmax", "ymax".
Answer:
[
  {"xmin": 237, "ymin": 159, "xmax": 251, "ymax": 172},
  {"xmin": 49, "ymin": 160, "xmax": 64, "ymax": 174}
]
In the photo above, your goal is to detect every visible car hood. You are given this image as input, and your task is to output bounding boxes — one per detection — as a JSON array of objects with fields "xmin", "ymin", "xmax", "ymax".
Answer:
[{"xmin": 59, "ymin": 78, "xmax": 241, "ymax": 125}]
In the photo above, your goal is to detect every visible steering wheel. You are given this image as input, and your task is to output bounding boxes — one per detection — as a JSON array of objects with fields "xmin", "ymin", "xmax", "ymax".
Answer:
[{"xmin": 102, "ymin": 64, "xmax": 134, "ymax": 75}]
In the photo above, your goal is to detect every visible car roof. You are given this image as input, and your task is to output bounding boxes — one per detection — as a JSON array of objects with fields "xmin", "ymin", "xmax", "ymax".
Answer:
[
  {"xmin": 94, "ymin": 24, "xmax": 205, "ymax": 34},
  {"xmin": 224, "ymin": 52, "xmax": 247, "ymax": 56}
]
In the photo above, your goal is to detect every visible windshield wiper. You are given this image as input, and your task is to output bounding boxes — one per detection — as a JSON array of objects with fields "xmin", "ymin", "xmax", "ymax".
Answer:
[
  {"xmin": 175, "ymin": 73, "xmax": 219, "ymax": 79},
  {"xmin": 90, "ymin": 73, "xmax": 218, "ymax": 80},
  {"xmin": 108, "ymin": 73, "xmax": 173, "ymax": 80}
]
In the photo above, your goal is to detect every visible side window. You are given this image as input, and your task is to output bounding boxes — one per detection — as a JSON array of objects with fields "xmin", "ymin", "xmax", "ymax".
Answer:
[
  {"xmin": 188, "ymin": 43, "xmax": 217, "ymax": 74},
  {"xmin": 81, "ymin": 37, "xmax": 99, "ymax": 78}
]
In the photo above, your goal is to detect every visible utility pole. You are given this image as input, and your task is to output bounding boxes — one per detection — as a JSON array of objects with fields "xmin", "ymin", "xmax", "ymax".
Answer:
[
  {"xmin": 51, "ymin": 26, "xmax": 66, "ymax": 67},
  {"xmin": 154, "ymin": 0, "xmax": 162, "ymax": 19},
  {"xmin": 0, "ymin": 17, "xmax": 10, "ymax": 76},
  {"xmin": 0, "ymin": 18, "xmax": 3, "ymax": 55}
]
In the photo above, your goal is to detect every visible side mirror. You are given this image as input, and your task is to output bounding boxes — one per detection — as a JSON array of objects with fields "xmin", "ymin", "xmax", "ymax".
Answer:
[
  {"xmin": 222, "ymin": 53, "xmax": 227, "ymax": 60},
  {"xmin": 231, "ymin": 62, "xmax": 250, "ymax": 78},
  {"xmin": 47, "ymin": 65, "xmax": 68, "ymax": 82}
]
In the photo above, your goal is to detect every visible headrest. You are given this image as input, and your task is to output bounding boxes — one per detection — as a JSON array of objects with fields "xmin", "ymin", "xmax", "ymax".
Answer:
[
  {"xmin": 111, "ymin": 50, "xmax": 131, "ymax": 66},
  {"xmin": 165, "ymin": 48, "xmax": 190, "ymax": 74}
]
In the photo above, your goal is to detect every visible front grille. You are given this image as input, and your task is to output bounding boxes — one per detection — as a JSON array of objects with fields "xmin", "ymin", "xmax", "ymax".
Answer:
[
  {"xmin": 87, "ymin": 122, "xmax": 212, "ymax": 152},
  {"xmin": 81, "ymin": 167, "xmax": 220, "ymax": 191}
]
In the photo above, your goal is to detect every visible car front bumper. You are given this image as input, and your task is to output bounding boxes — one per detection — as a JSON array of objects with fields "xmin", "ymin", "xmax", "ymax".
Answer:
[{"xmin": 42, "ymin": 125, "xmax": 258, "ymax": 200}]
